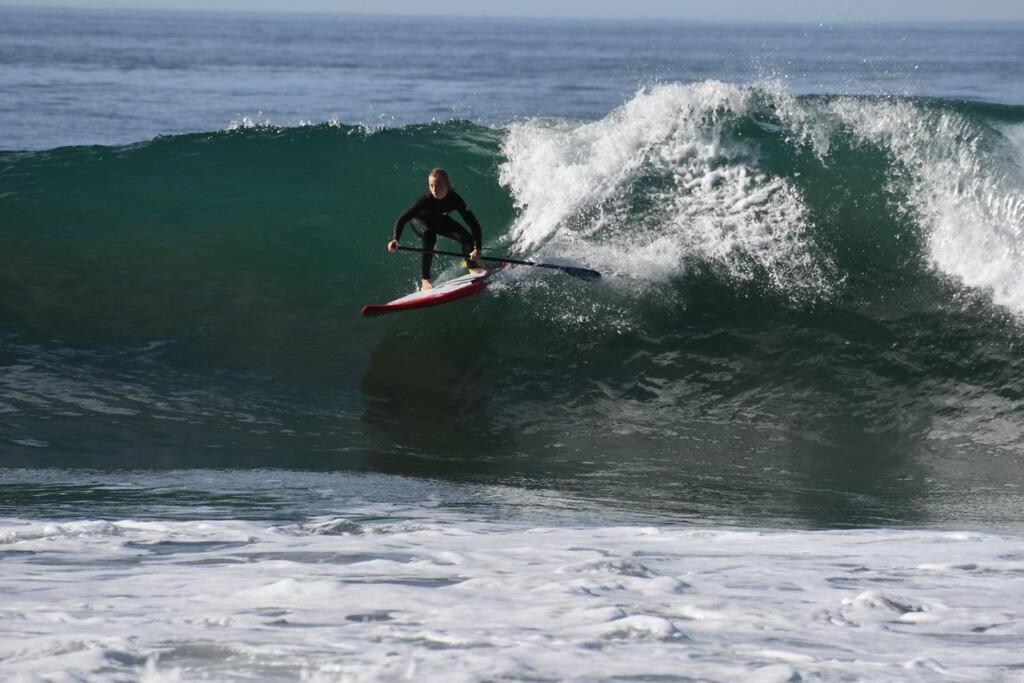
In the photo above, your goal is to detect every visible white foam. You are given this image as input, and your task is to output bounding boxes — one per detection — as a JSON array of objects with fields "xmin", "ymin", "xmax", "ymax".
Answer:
[
  {"xmin": 0, "ymin": 513, "xmax": 1021, "ymax": 681},
  {"xmin": 498, "ymin": 82, "xmax": 836, "ymax": 300}
]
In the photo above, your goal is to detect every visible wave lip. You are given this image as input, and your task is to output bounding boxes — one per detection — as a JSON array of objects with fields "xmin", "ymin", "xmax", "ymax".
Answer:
[{"xmin": 829, "ymin": 98, "xmax": 1024, "ymax": 315}]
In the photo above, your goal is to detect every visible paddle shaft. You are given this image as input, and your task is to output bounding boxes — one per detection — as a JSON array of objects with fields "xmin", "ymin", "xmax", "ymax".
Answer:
[{"xmin": 395, "ymin": 245, "xmax": 600, "ymax": 280}]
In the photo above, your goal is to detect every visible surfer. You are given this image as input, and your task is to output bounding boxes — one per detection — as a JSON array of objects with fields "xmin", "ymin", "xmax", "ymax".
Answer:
[{"xmin": 388, "ymin": 168, "xmax": 484, "ymax": 291}]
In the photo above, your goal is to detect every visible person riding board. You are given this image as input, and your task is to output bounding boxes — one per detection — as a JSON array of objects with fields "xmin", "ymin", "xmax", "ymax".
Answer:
[{"xmin": 388, "ymin": 168, "xmax": 484, "ymax": 291}]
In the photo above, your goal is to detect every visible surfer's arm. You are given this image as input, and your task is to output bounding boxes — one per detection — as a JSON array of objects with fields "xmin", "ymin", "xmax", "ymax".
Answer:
[
  {"xmin": 392, "ymin": 194, "xmax": 428, "ymax": 242},
  {"xmin": 453, "ymin": 198, "xmax": 482, "ymax": 249}
]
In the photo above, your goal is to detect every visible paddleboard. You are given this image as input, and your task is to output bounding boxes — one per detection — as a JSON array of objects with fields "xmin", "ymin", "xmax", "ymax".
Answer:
[{"xmin": 361, "ymin": 267, "xmax": 503, "ymax": 317}]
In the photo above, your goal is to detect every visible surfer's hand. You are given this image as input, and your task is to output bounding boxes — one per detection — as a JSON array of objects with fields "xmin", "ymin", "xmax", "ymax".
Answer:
[
  {"xmin": 387, "ymin": 240, "xmax": 398, "ymax": 253},
  {"xmin": 469, "ymin": 247, "xmax": 480, "ymax": 262}
]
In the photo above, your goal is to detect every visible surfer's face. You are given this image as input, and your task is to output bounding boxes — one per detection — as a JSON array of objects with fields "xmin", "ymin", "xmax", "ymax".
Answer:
[{"xmin": 429, "ymin": 177, "xmax": 449, "ymax": 199}]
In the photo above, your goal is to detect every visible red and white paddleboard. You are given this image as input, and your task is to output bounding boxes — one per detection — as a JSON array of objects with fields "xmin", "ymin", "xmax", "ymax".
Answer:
[{"xmin": 361, "ymin": 267, "xmax": 503, "ymax": 317}]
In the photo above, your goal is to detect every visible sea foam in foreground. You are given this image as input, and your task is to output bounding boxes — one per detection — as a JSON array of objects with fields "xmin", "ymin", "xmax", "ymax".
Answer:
[{"xmin": 2, "ymin": 506, "xmax": 1023, "ymax": 681}]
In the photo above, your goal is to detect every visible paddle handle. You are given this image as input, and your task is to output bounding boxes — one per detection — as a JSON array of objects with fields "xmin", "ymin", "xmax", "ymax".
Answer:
[{"xmin": 394, "ymin": 245, "xmax": 600, "ymax": 281}]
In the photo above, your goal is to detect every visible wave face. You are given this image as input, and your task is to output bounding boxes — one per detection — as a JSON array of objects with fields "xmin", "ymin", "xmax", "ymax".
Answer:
[{"xmin": 3, "ymin": 83, "xmax": 1024, "ymax": 527}]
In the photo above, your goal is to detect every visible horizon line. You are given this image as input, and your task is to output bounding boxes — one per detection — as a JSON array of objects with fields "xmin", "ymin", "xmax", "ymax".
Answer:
[{"xmin": 2, "ymin": 3, "xmax": 1024, "ymax": 25}]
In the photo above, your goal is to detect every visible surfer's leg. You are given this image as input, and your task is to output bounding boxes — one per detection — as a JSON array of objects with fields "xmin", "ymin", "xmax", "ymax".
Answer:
[
  {"xmin": 410, "ymin": 218, "xmax": 436, "ymax": 280},
  {"xmin": 435, "ymin": 217, "xmax": 479, "ymax": 269}
]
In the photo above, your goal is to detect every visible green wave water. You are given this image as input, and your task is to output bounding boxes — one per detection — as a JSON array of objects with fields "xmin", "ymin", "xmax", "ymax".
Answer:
[{"xmin": 3, "ymin": 85, "xmax": 1024, "ymax": 527}]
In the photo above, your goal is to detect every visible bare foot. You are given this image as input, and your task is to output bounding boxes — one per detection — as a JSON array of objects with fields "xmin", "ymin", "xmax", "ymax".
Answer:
[
  {"xmin": 420, "ymin": 279, "xmax": 433, "ymax": 291},
  {"xmin": 469, "ymin": 267, "xmax": 487, "ymax": 276}
]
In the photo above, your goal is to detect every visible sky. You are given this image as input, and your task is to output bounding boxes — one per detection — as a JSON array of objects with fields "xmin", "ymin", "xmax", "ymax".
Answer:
[{"xmin": 2, "ymin": 0, "xmax": 1024, "ymax": 22}]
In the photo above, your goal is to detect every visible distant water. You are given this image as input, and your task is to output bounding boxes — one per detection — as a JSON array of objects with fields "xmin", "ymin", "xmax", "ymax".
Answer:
[
  {"xmin": 1, "ymin": 7, "xmax": 1022, "ymax": 149},
  {"xmin": 3, "ymin": 8, "xmax": 1024, "ymax": 681}
]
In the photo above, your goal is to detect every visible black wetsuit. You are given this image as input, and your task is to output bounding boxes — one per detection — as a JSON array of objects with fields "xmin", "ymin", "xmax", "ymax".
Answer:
[{"xmin": 393, "ymin": 190, "xmax": 483, "ymax": 280}]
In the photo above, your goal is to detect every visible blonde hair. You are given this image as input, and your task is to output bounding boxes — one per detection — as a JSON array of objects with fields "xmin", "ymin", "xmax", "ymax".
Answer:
[{"xmin": 428, "ymin": 168, "xmax": 451, "ymax": 187}]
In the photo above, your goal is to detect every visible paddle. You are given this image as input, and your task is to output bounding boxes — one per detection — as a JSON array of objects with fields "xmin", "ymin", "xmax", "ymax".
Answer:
[{"xmin": 395, "ymin": 245, "xmax": 601, "ymax": 281}]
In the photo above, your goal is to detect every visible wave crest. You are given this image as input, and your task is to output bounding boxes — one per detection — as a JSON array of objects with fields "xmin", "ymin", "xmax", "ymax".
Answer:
[{"xmin": 499, "ymin": 81, "xmax": 838, "ymax": 301}]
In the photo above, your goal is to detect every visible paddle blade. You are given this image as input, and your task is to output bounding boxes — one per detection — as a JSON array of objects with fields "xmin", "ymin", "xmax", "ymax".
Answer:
[{"xmin": 563, "ymin": 266, "xmax": 602, "ymax": 281}]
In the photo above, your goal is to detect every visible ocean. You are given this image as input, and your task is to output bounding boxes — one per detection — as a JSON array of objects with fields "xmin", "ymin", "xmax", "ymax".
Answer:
[{"xmin": 2, "ymin": 7, "xmax": 1024, "ymax": 680}]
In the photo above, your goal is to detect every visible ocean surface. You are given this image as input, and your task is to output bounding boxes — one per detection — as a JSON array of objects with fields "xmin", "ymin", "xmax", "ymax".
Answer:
[{"xmin": 2, "ymin": 7, "xmax": 1024, "ymax": 680}]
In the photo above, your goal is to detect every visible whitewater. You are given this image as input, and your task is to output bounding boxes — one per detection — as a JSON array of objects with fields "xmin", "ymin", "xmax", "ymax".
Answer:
[
  {"xmin": 3, "ymin": 507, "xmax": 1024, "ymax": 682},
  {"xmin": 4, "ymin": 8, "xmax": 1024, "ymax": 682}
]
